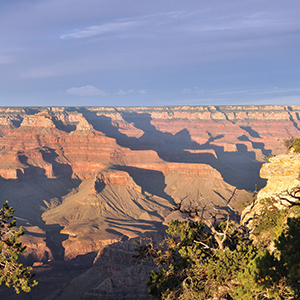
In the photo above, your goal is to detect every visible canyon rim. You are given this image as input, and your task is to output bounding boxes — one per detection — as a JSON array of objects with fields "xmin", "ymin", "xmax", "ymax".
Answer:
[{"xmin": 0, "ymin": 105, "xmax": 300, "ymax": 299}]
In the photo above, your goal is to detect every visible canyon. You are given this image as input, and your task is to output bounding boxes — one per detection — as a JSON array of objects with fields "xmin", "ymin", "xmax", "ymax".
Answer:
[{"xmin": 0, "ymin": 105, "xmax": 300, "ymax": 299}]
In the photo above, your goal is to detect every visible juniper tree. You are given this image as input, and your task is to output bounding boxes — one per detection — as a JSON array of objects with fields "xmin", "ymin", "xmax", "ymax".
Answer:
[
  {"xmin": 0, "ymin": 201, "xmax": 37, "ymax": 293},
  {"xmin": 135, "ymin": 191, "xmax": 300, "ymax": 299}
]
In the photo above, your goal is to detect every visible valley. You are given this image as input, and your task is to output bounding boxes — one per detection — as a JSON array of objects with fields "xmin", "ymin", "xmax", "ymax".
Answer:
[{"xmin": 0, "ymin": 105, "xmax": 300, "ymax": 299}]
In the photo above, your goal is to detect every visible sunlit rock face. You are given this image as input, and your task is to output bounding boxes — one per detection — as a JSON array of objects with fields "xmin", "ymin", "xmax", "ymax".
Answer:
[
  {"xmin": 258, "ymin": 153, "xmax": 300, "ymax": 199},
  {"xmin": 242, "ymin": 152, "xmax": 300, "ymax": 228},
  {"xmin": 1, "ymin": 105, "xmax": 300, "ymax": 299},
  {"xmin": 0, "ymin": 105, "xmax": 299, "ymax": 265}
]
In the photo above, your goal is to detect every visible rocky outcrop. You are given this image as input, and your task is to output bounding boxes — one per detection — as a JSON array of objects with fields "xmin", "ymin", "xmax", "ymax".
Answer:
[
  {"xmin": 42, "ymin": 169, "xmax": 172, "ymax": 259},
  {"xmin": 0, "ymin": 105, "xmax": 299, "ymax": 300},
  {"xmin": 258, "ymin": 153, "xmax": 300, "ymax": 198},
  {"xmin": 242, "ymin": 152, "xmax": 300, "ymax": 227},
  {"xmin": 44, "ymin": 232, "xmax": 164, "ymax": 300},
  {"xmin": 19, "ymin": 226, "xmax": 53, "ymax": 264},
  {"xmin": 0, "ymin": 105, "xmax": 299, "ymax": 181},
  {"xmin": 0, "ymin": 105, "xmax": 299, "ymax": 263},
  {"xmin": 20, "ymin": 110, "xmax": 57, "ymax": 128},
  {"xmin": 0, "ymin": 110, "xmax": 69, "ymax": 179}
]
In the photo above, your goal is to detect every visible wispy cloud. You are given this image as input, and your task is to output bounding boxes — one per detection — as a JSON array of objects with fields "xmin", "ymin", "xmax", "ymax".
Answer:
[
  {"xmin": 0, "ymin": 55, "xmax": 13, "ymax": 64},
  {"xmin": 60, "ymin": 21, "xmax": 137, "ymax": 39},
  {"xmin": 250, "ymin": 87, "xmax": 300, "ymax": 95},
  {"xmin": 66, "ymin": 85, "xmax": 109, "ymax": 96},
  {"xmin": 214, "ymin": 87, "xmax": 300, "ymax": 96},
  {"xmin": 1, "ymin": 1, "xmax": 300, "ymax": 106},
  {"xmin": 20, "ymin": 68, "xmax": 56, "ymax": 79},
  {"xmin": 59, "ymin": 11, "xmax": 194, "ymax": 41}
]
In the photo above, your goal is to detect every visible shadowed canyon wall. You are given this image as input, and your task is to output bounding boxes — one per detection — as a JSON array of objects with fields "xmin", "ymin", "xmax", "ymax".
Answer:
[{"xmin": 1, "ymin": 105, "xmax": 300, "ymax": 299}]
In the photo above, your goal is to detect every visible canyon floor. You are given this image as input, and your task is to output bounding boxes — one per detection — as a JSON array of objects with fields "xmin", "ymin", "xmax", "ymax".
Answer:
[{"xmin": 0, "ymin": 105, "xmax": 300, "ymax": 299}]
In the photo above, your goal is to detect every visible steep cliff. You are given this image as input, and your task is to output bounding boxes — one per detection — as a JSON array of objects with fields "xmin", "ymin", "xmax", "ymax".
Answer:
[
  {"xmin": 1, "ymin": 105, "xmax": 300, "ymax": 299},
  {"xmin": 0, "ymin": 105, "xmax": 299, "ymax": 264},
  {"xmin": 242, "ymin": 152, "xmax": 300, "ymax": 227}
]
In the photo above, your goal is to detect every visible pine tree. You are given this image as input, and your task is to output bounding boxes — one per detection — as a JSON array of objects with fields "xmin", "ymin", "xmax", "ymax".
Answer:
[{"xmin": 0, "ymin": 201, "xmax": 37, "ymax": 293}]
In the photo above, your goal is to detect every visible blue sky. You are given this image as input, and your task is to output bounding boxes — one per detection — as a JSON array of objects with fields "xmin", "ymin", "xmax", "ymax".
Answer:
[{"xmin": 0, "ymin": 0, "xmax": 300, "ymax": 107}]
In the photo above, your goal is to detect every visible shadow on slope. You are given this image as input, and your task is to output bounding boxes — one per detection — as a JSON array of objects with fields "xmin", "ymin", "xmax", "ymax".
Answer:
[
  {"xmin": 80, "ymin": 108, "xmax": 267, "ymax": 191},
  {"xmin": 40, "ymin": 147, "xmax": 73, "ymax": 178},
  {"xmin": 40, "ymin": 168, "xmax": 174, "ymax": 247},
  {"xmin": 0, "ymin": 176, "xmax": 81, "ymax": 262},
  {"xmin": 0, "ymin": 251, "xmax": 97, "ymax": 300},
  {"xmin": 17, "ymin": 153, "xmax": 48, "ymax": 180},
  {"xmin": 105, "ymin": 218, "xmax": 167, "ymax": 237},
  {"xmin": 113, "ymin": 165, "xmax": 174, "ymax": 204}
]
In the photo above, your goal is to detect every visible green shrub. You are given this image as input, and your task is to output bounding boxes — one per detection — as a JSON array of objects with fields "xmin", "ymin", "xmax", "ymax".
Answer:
[
  {"xmin": 136, "ymin": 198, "xmax": 300, "ymax": 299},
  {"xmin": 0, "ymin": 202, "xmax": 37, "ymax": 293},
  {"xmin": 284, "ymin": 137, "xmax": 300, "ymax": 153}
]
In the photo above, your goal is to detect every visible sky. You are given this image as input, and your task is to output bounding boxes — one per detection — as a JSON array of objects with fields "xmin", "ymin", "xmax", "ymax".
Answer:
[{"xmin": 0, "ymin": 0, "xmax": 300, "ymax": 107}]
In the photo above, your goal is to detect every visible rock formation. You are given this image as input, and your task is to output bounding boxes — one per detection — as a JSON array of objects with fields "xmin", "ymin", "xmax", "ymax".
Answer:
[
  {"xmin": 0, "ymin": 105, "xmax": 300, "ymax": 299},
  {"xmin": 242, "ymin": 152, "xmax": 300, "ymax": 228}
]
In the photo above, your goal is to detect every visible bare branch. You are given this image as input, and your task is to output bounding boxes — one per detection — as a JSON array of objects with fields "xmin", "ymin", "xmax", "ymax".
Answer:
[
  {"xmin": 172, "ymin": 193, "xmax": 190, "ymax": 211},
  {"xmin": 194, "ymin": 240, "xmax": 210, "ymax": 249},
  {"xmin": 227, "ymin": 188, "xmax": 237, "ymax": 205},
  {"xmin": 277, "ymin": 187, "xmax": 300, "ymax": 207}
]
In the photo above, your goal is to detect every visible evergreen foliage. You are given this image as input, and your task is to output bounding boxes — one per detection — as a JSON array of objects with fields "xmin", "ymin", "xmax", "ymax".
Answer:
[
  {"xmin": 283, "ymin": 137, "xmax": 300, "ymax": 153},
  {"xmin": 252, "ymin": 198, "xmax": 286, "ymax": 242},
  {"xmin": 0, "ymin": 201, "xmax": 37, "ymax": 293},
  {"xmin": 135, "ymin": 199, "xmax": 300, "ymax": 299}
]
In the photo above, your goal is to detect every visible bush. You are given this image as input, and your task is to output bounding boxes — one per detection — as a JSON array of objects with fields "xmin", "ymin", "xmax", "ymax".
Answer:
[
  {"xmin": 136, "ymin": 206, "xmax": 300, "ymax": 299},
  {"xmin": 136, "ymin": 219, "xmax": 259, "ymax": 299},
  {"xmin": 284, "ymin": 137, "xmax": 300, "ymax": 153}
]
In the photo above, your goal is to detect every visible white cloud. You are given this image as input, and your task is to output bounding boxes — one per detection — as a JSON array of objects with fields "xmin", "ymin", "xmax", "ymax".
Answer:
[
  {"xmin": 117, "ymin": 89, "xmax": 135, "ymax": 95},
  {"xmin": 66, "ymin": 85, "xmax": 109, "ymax": 96},
  {"xmin": 117, "ymin": 89, "xmax": 147, "ymax": 95},
  {"xmin": 182, "ymin": 88, "xmax": 191, "ymax": 94},
  {"xmin": 138, "ymin": 89, "xmax": 147, "ymax": 94}
]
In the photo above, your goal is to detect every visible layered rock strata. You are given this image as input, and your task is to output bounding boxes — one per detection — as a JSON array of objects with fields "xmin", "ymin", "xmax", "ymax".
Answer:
[
  {"xmin": 44, "ymin": 232, "xmax": 163, "ymax": 300},
  {"xmin": 0, "ymin": 105, "xmax": 299, "ymax": 299},
  {"xmin": 0, "ymin": 105, "xmax": 299, "ymax": 264}
]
